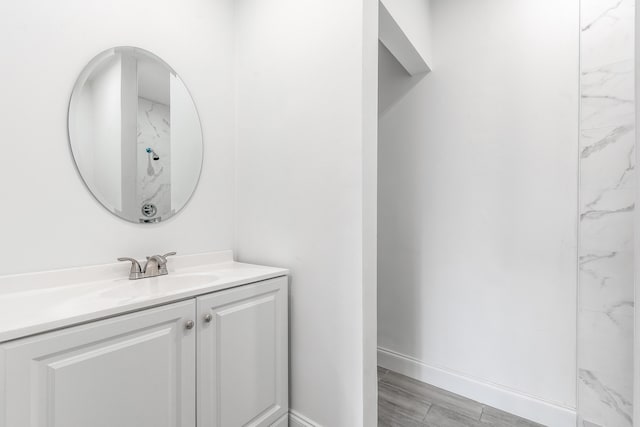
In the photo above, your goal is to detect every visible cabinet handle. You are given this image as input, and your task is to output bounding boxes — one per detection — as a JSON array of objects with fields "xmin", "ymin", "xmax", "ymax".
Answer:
[
  {"xmin": 185, "ymin": 320, "xmax": 195, "ymax": 330},
  {"xmin": 203, "ymin": 314, "xmax": 213, "ymax": 323}
]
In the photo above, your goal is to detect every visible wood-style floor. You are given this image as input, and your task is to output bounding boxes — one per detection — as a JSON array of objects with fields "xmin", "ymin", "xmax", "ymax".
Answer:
[{"xmin": 378, "ymin": 367, "xmax": 545, "ymax": 427}]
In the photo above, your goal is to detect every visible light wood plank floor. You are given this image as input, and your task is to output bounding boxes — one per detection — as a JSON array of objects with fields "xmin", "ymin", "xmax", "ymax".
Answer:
[{"xmin": 378, "ymin": 367, "xmax": 545, "ymax": 427}]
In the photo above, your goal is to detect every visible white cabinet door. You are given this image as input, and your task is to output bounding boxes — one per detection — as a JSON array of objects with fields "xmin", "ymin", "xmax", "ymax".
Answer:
[
  {"xmin": 0, "ymin": 301, "xmax": 196, "ymax": 427},
  {"xmin": 197, "ymin": 277, "xmax": 288, "ymax": 427}
]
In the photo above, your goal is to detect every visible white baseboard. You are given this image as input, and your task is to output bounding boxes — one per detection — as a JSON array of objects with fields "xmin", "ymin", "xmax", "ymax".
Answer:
[
  {"xmin": 289, "ymin": 409, "xmax": 321, "ymax": 427},
  {"xmin": 270, "ymin": 412, "xmax": 289, "ymax": 427},
  {"xmin": 378, "ymin": 347, "xmax": 577, "ymax": 427}
]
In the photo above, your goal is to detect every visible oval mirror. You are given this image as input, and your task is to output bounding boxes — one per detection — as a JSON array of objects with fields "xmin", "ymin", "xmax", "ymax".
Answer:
[{"xmin": 68, "ymin": 47, "xmax": 203, "ymax": 223}]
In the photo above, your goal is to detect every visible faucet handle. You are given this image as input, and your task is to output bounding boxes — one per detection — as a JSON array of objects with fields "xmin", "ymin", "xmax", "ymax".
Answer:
[
  {"xmin": 117, "ymin": 257, "xmax": 144, "ymax": 280},
  {"xmin": 145, "ymin": 251, "xmax": 175, "ymax": 265},
  {"xmin": 157, "ymin": 252, "xmax": 176, "ymax": 274}
]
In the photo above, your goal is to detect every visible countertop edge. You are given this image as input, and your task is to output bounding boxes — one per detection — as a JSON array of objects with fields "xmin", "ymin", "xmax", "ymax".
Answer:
[{"xmin": 0, "ymin": 268, "xmax": 289, "ymax": 344}]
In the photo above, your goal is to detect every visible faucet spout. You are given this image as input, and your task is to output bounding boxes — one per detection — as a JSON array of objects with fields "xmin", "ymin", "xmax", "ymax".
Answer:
[{"xmin": 143, "ymin": 255, "xmax": 167, "ymax": 276}]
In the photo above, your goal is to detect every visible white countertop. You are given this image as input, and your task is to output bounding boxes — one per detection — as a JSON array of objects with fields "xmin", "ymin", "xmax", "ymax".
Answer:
[{"xmin": 0, "ymin": 251, "xmax": 288, "ymax": 343}]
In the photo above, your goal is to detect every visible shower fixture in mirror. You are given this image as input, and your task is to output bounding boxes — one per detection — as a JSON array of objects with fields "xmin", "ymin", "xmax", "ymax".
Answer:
[{"xmin": 68, "ymin": 47, "xmax": 203, "ymax": 223}]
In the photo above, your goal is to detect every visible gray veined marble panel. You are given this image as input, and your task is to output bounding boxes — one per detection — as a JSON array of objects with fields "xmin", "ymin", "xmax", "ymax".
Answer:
[
  {"xmin": 578, "ymin": 369, "xmax": 633, "ymax": 426},
  {"xmin": 580, "ymin": 0, "xmax": 635, "ymax": 69},
  {"xmin": 579, "ymin": 251, "xmax": 634, "ymax": 312},
  {"xmin": 580, "ymin": 126, "xmax": 635, "ymax": 195},
  {"xmin": 578, "ymin": 0, "xmax": 635, "ymax": 425}
]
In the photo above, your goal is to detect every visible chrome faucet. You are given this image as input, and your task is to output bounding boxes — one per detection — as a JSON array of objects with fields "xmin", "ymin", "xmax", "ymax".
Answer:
[{"xmin": 118, "ymin": 252, "xmax": 176, "ymax": 280}]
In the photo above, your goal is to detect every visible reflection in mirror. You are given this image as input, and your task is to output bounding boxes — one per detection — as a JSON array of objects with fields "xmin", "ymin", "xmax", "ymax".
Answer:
[{"xmin": 68, "ymin": 47, "xmax": 203, "ymax": 223}]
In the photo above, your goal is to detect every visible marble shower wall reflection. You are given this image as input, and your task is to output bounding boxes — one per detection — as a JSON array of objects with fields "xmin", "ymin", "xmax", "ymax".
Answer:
[
  {"xmin": 137, "ymin": 97, "xmax": 171, "ymax": 220},
  {"xmin": 579, "ymin": 0, "xmax": 635, "ymax": 425}
]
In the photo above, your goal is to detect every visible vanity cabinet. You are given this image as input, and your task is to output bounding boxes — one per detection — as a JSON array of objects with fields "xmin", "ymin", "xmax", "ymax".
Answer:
[
  {"xmin": 0, "ymin": 276, "xmax": 288, "ymax": 427},
  {"xmin": 0, "ymin": 300, "xmax": 196, "ymax": 427},
  {"xmin": 197, "ymin": 278, "xmax": 288, "ymax": 427}
]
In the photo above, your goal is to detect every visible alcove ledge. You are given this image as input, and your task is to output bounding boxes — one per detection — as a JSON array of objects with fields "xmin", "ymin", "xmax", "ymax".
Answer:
[{"xmin": 378, "ymin": 0, "xmax": 432, "ymax": 76}]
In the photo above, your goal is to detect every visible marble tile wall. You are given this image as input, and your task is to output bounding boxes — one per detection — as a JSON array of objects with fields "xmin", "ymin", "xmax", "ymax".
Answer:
[
  {"xmin": 578, "ymin": 0, "xmax": 635, "ymax": 425},
  {"xmin": 137, "ymin": 97, "xmax": 171, "ymax": 221}
]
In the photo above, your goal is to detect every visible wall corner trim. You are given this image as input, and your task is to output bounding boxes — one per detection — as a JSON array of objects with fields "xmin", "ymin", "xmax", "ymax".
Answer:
[
  {"xmin": 289, "ymin": 409, "xmax": 322, "ymax": 427},
  {"xmin": 377, "ymin": 347, "xmax": 577, "ymax": 427}
]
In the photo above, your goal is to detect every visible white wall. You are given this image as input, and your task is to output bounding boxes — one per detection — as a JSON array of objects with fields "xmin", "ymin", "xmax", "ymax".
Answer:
[
  {"xmin": 378, "ymin": 0, "xmax": 579, "ymax": 423},
  {"xmin": 233, "ymin": 0, "xmax": 378, "ymax": 425},
  {"xmin": 0, "ymin": 0, "xmax": 235, "ymax": 275}
]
